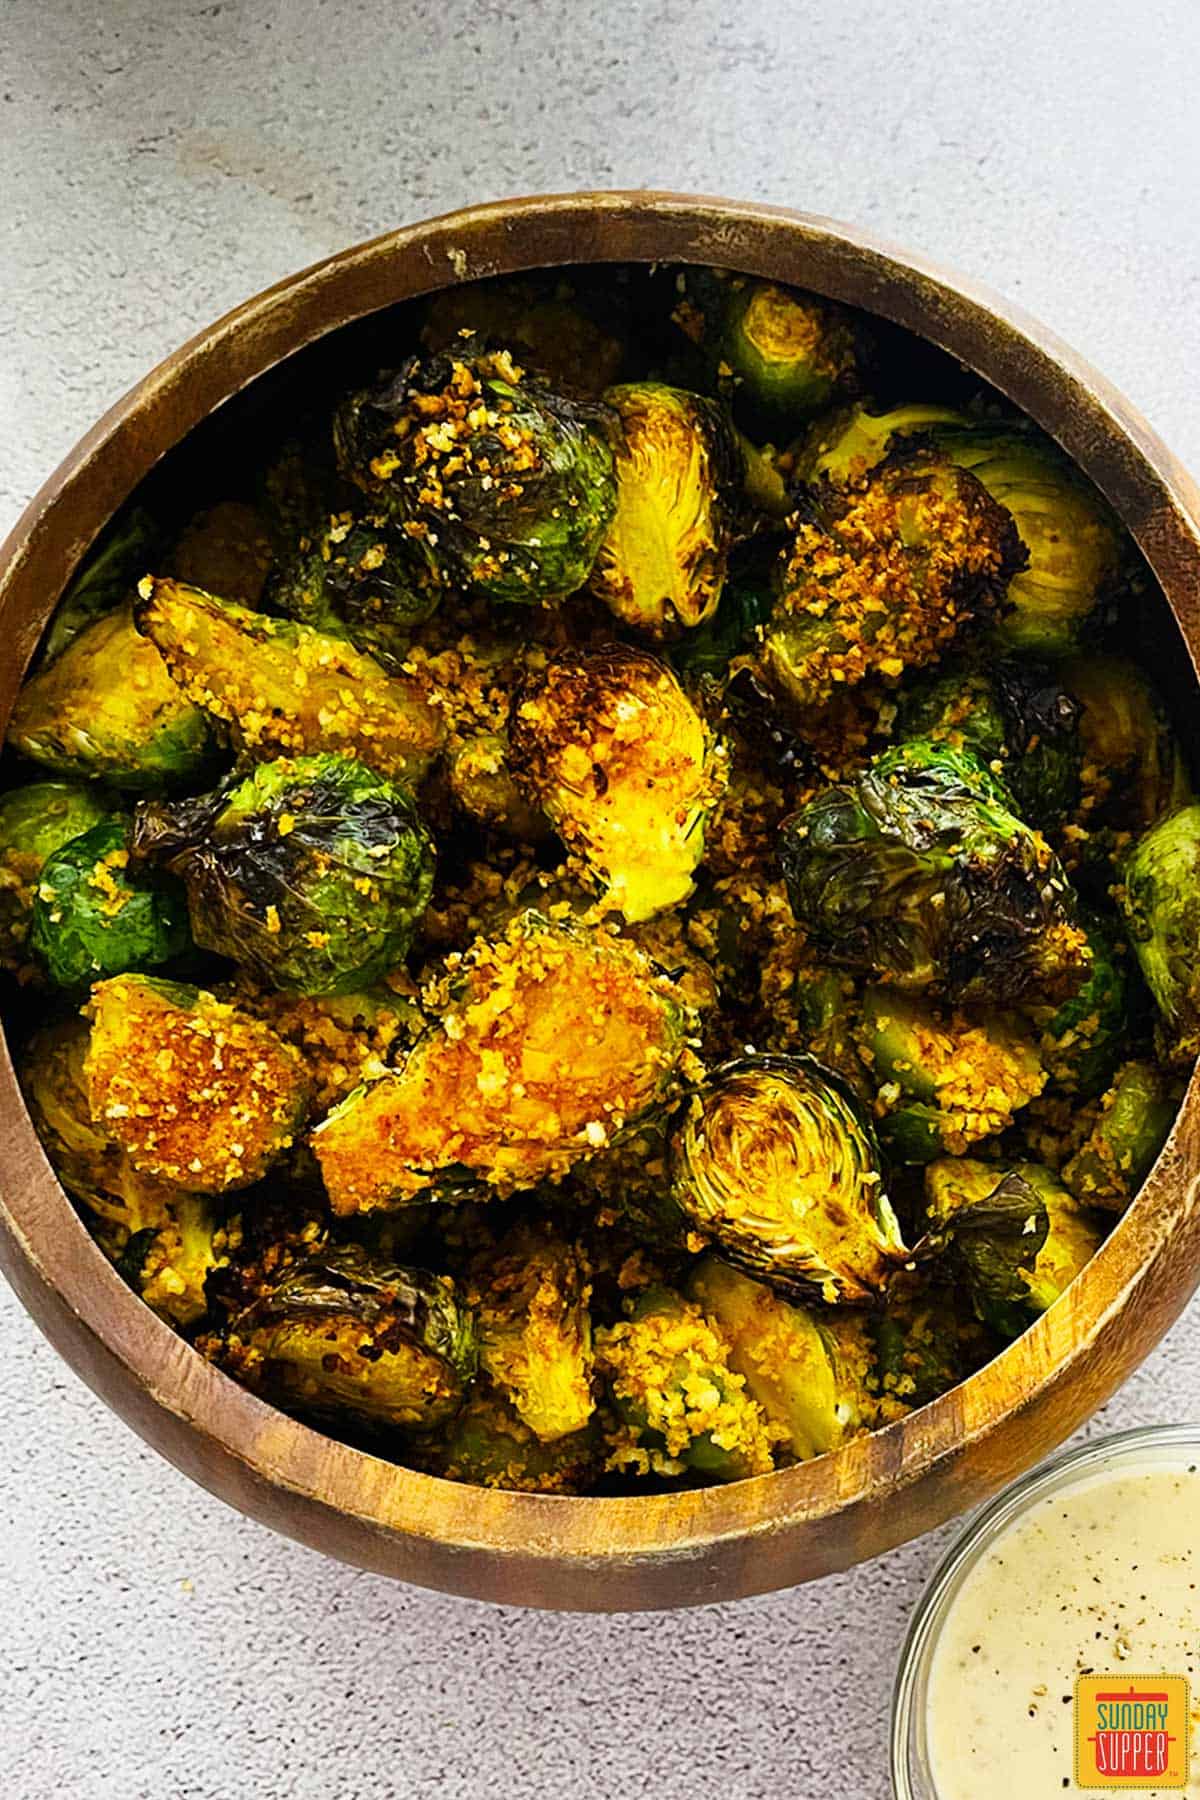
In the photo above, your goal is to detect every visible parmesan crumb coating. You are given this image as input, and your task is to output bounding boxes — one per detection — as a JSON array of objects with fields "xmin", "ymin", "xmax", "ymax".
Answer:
[
  {"xmin": 85, "ymin": 975, "xmax": 310, "ymax": 1193},
  {"xmin": 312, "ymin": 914, "xmax": 691, "ymax": 1214},
  {"xmin": 228, "ymin": 980, "xmax": 422, "ymax": 1117}
]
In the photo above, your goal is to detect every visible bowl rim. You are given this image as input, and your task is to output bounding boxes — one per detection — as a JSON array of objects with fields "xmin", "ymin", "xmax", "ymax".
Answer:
[{"xmin": 3, "ymin": 189, "xmax": 1200, "ymax": 1608}]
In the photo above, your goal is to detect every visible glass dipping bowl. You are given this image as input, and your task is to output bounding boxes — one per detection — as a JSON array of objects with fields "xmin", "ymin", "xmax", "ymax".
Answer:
[{"xmin": 891, "ymin": 1422, "xmax": 1200, "ymax": 1799}]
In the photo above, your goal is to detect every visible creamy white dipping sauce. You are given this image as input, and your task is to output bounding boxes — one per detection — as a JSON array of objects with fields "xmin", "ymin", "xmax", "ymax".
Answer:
[{"xmin": 926, "ymin": 1461, "xmax": 1200, "ymax": 1798}]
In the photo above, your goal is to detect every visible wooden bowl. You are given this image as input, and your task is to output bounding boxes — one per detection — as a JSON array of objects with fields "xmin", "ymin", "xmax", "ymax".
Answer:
[{"xmin": 2, "ymin": 193, "xmax": 1199, "ymax": 1612}]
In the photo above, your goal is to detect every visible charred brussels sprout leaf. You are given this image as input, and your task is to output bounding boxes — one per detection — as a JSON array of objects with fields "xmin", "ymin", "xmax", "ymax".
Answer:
[
  {"xmin": 30, "ymin": 816, "xmax": 190, "ymax": 989},
  {"xmin": 1062, "ymin": 1059, "xmax": 1178, "ymax": 1211},
  {"xmin": 1118, "ymin": 804, "xmax": 1200, "ymax": 1065},
  {"xmin": 675, "ymin": 270, "xmax": 860, "ymax": 427},
  {"xmin": 132, "ymin": 753, "xmax": 434, "ymax": 996},
  {"xmin": 135, "ymin": 578, "xmax": 445, "ymax": 786},
  {"xmin": 42, "ymin": 507, "xmax": 160, "ymax": 665},
  {"xmin": 895, "ymin": 658, "xmax": 1082, "ymax": 828},
  {"xmin": 779, "ymin": 738, "xmax": 1090, "ymax": 1005},
  {"xmin": 333, "ymin": 349, "xmax": 617, "ymax": 604},
  {"xmin": 509, "ymin": 644, "xmax": 726, "ymax": 923},
  {"xmin": 9, "ymin": 604, "xmax": 213, "ymax": 790},
  {"xmin": 587, "ymin": 383, "xmax": 742, "ymax": 636},
  {"xmin": 596, "ymin": 1285, "xmax": 779, "ymax": 1481},
  {"xmin": 86, "ymin": 974, "xmax": 310, "ymax": 1193},
  {"xmin": 1064, "ymin": 655, "xmax": 1192, "ymax": 832},
  {"xmin": 0, "ymin": 781, "xmax": 108, "ymax": 970},
  {"xmin": 469, "ymin": 1224, "xmax": 594, "ymax": 1441},
  {"xmin": 670, "ymin": 1053, "xmax": 905, "ymax": 1304},
  {"xmin": 221, "ymin": 1245, "xmax": 477, "ymax": 1433},
  {"xmin": 761, "ymin": 451, "xmax": 1026, "ymax": 710},
  {"xmin": 313, "ymin": 912, "xmax": 691, "ymax": 1214}
]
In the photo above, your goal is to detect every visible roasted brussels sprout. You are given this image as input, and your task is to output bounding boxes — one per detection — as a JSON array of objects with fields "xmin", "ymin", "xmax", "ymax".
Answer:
[
  {"xmin": 895, "ymin": 658, "xmax": 1082, "ymax": 827},
  {"xmin": 469, "ymin": 1224, "xmax": 593, "ymax": 1441},
  {"xmin": 804, "ymin": 409, "xmax": 1123, "ymax": 655},
  {"xmin": 313, "ymin": 913, "xmax": 690, "ymax": 1214},
  {"xmin": 411, "ymin": 1387, "xmax": 601, "ymax": 1492},
  {"xmin": 587, "ymin": 383, "xmax": 741, "ymax": 636},
  {"xmin": 509, "ymin": 644, "xmax": 726, "ymax": 923},
  {"xmin": 219, "ymin": 1245, "xmax": 477, "ymax": 1432},
  {"xmin": 445, "ymin": 732, "xmax": 550, "ymax": 841},
  {"xmin": 86, "ymin": 974, "xmax": 310, "ymax": 1193},
  {"xmin": 675, "ymin": 271, "xmax": 859, "ymax": 425},
  {"xmin": 135, "ymin": 578, "xmax": 445, "ymax": 786},
  {"xmin": 116, "ymin": 1191, "xmax": 228, "ymax": 1329},
  {"xmin": 1118, "ymin": 804, "xmax": 1200, "ymax": 1064},
  {"xmin": 1062, "ymin": 1059, "xmax": 1178, "ymax": 1211},
  {"xmin": 800, "ymin": 403, "xmax": 970, "ymax": 484},
  {"xmin": 923, "ymin": 1157, "xmax": 1103, "ymax": 1337},
  {"xmin": 333, "ymin": 349, "xmax": 617, "ymax": 604},
  {"xmin": 687, "ymin": 1256, "xmax": 866, "ymax": 1458},
  {"xmin": 1031, "ymin": 908, "xmax": 1131, "ymax": 1097},
  {"xmin": 266, "ymin": 504, "xmax": 441, "ymax": 660},
  {"xmin": 132, "ymin": 754, "xmax": 434, "ymax": 996},
  {"xmin": 421, "ymin": 276, "xmax": 625, "ymax": 396},
  {"xmin": 1063, "ymin": 655, "xmax": 1192, "ymax": 831},
  {"xmin": 9, "ymin": 604, "xmax": 213, "ymax": 790},
  {"xmin": 760, "ymin": 450, "xmax": 1026, "ymax": 710},
  {"xmin": 780, "ymin": 739, "xmax": 1090, "ymax": 1005},
  {"xmin": 30, "ymin": 815, "xmax": 190, "ymax": 989},
  {"xmin": 0, "ymin": 781, "xmax": 108, "ymax": 970},
  {"xmin": 870, "ymin": 1284, "xmax": 987, "ymax": 1412},
  {"xmin": 859, "ymin": 985, "xmax": 1046, "ymax": 1162},
  {"xmin": 42, "ymin": 506, "xmax": 160, "ymax": 664},
  {"xmin": 596, "ymin": 1285, "xmax": 779, "ymax": 1481},
  {"xmin": 670, "ymin": 1054, "xmax": 904, "ymax": 1303}
]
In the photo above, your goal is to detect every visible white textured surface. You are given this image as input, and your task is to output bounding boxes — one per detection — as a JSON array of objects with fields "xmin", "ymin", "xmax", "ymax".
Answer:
[{"xmin": 4, "ymin": 3, "xmax": 1200, "ymax": 1794}]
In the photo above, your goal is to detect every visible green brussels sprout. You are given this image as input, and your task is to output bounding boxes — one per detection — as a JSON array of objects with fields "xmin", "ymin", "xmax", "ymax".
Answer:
[
  {"xmin": 421, "ymin": 275, "xmax": 625, "ymax": 397},
  {"xmin": 1063, "ymin": 655, "xmax": 1192, "ymax": 832},
  {"xmin": 686, "ymin": 1256, "xmax": 868, "ymax": 1459},
  {"xmin": 30, "ymin": 816, "xmax": 190, "ymax": 989},
  {"xmin": 509, "ymin": 644, "xmax": 727, "ymax": 923},
  {"xmin": 116, "ymin": 1191, "xmax": 228, "ymax": 1329},
  {"xmin": 760, "ymin": 450, "xmax": 1026, "ymax": 710},
  {"xmin": 0, "ymin": 781, "xmax": 108, "ymax": 969},
  {"xmin": 1062, "ymin": 1060, "xmax": 1178, "ymax": 1211},
  {"xmin": 1118, "ymin": 803, "xmax": 1200, "ymax": 1064},
  {"xmin": 895, "ymin": 658, "xmax": 1082, "ymax": 827},
  {"xmin": 923, "ymin": 1157, "xmax": 1103, "ymax": 1337},
  {"xmin": 1031, "ymin": 908, "xmax": 1131, "ymax": 1097},
  {"xmin": 674, "ymin": 270, "xmax": 860, "ymax": 426},
  {"xmin": 445, "ymin": 732, "xmax": 550, "ymax": 841},
  {"xmin": 670, "ymin": 1053, "xmax": 905, "ymax": 1304},
  {"xmin": 9, "ymin": 604, "xmax": 213, "ymax": 790},
  {"xmin": 135, "ymin": 578, "xmax": 445, "ymax": 787},
  {"xmin": 586, "ymin": 383, "xmax": 742, "ymax": 636},
  {"xmin": 265, "ymin": 502, "xmax": 441, "ymax": 662},
  {"xmin": 410, "ymin": 1387, "xmax": 602, "ymax": 1492},
  {"xmin": 779, "ymin": 738, "xmax": 1091, "ymax": 1005},
  {"xmin": 219, "ymin": 1245, "xmax": 477, "ymax": 1433},
  {"xmin": 86, "ymin": 973, "xmax": 310, "ymax": 1193},
  {"xmin": 313, "ymin": 912, "xmax": 691, "ymax": 1215},
  {"xmin": 859, "ymin": 985, "xmax": 1046, "ymax": 1163},
  {"xmin": 132, "ymin": 753, "xmax": 435, "ymax": 996},
  {"xmin": 333, "ymin": 348, "xmax": 617, "ymax": 604},
  {"xmin": 469, "ymin": 1224, "xmax": 594, "ymax": 1441},
  {"xmin": 870, "ymin": 1283, "xmax": 989, "ymax": 1411},
  {"xmin": 802, "ymin": 409, "xmax": 1123, "ymax": 655},
  {"xmin": 42, "ymin": 507, "xmax": 160, "ymax": 664},
  {"xmin": 596, "ymin": 1284, "xmax": 779, "ymax": 1481}
]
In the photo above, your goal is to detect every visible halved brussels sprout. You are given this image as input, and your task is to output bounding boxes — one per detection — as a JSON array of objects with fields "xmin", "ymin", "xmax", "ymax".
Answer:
[
  {"xmin": 1118, "ymin": 803, "xmax": 1200, "ymax": 1064},
  {"xmin": 596, "ymin": 1284, "xmax": 779, "ymax": 1481},
  {"xmin": 410, "ymin": 1387, "xmax": 602, "ymax": 1492},
  {"xmin": 859, "ymin": 985, "xmax": 1046, "ymax": 1163},
  {"xmin": 1062, "ymin": 1059, "xmax": 1178, "ymax": 1211},
  {"xmin": 895, "ymin": 658, "xmax": 1082, "ymax": 828},
  {"xmin": 421, "ymin": 276, "xmax": 625, "ymax": 397},
  {"xmin": 687, "ymin": 1256, "xmax": 866, "ymax": 1459},
  {"xmin": 509, "ymin": 644, "xmax": 727, "ymax": 923},
  {"xmin": 923, "ymin": 1157, "xmax": 1103, "ymax": 1337},
  {"xmin": 9, "ymin": 604, "xmax": 213, "ymax": 790},
  {"xmin": 1063, "ymin": 655, "xmax": 1192, "ymax": 831},
  {"xmin": 469, "ymin": 1223, "xmax": 593, "ymax": 1441},
  {"xmin": 0, "ymin": 781, "xmax": 108, "ymax": 970},
  {"xmin": 333, "ymin": 349, "xmax": 617, "ymax": 604},
  {"xmin": 675, "ymin": 271, "xmax": 860, "ymax": 425},
  {"xmin": 135, "ymin": 578, "xmax": 445, "ymax": 787},
  {"xmin": 670, "ymin": 1053, "xmax": 905, "ymax": 1304},
  {"xmin": 30, "ymin": 815, "xmax": 190, "ymax": 989},
  {"xmin": 86, "ymin": 974, "xmax": 310, "ymax": 1193},
  {"xmin": 132, "ymin": 753, "xmax": 434, "ymax": 996},
  {"xmin": 42, "ymin": 506, "xmax": 160, "ymax": 664},
  {"xmin": 116, "ymin": 1191, "xmax": 228, "ymax": 1329},
  {"xmin": 219, "ymin": 1245, "xmax": 477, "ymax": 1432},
  {"xmin": 761, "ymin": 450, "xmax": 1026, "ymax": 710},
  {"xmin": 313, "ymin": 912, "xmax": 691, "ymax": 1214},
  {"xmin": 587, "ymin": 383, "xmax": 741, "ymax": 636},
  {"xmin": 1031, "ymin": 908, "xmax": 1130, "ymax": 1097},
  {"xmin": 780, "ymin": 739, "xmax": 1091, "ymax": 1005}
]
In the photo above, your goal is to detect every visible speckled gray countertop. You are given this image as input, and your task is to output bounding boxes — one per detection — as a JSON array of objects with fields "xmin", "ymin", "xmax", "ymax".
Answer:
[{"xmin": 4, "ymin": 3, "xmax": 1200, "ymax": 1794}]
